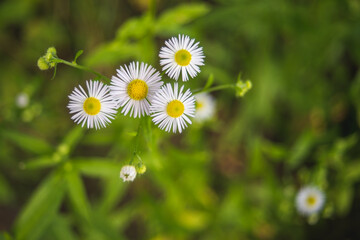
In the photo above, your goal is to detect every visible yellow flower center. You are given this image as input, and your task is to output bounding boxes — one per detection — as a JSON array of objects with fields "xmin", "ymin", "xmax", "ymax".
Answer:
[
  {"xmin": 175, "ymin": 49, "xmax": 192, "ymax": 66},
  {"xmin": 127, "ymin": 79, "xmax": 148, "ymax": 100},
  {"xmin": 306, "ymin": 196, "xmax": 317, "ymax": 206},
  {"xmin": 83, "ymin": 97, "xmax": 101, "ymax": 115},
  {"xmin": 167, "ymin": 100, "xmax": 184, "ymax": 118},
  {"xmin": 196, "ymin": 101, "xmax": 204, "ymax": 109}
]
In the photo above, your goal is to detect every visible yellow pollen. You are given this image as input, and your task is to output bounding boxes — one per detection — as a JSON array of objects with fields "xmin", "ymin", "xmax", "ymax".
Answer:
[
  {"xmin": 175, "ymin": 49, "xmax": 191, "ymax": 66},
  {"xmin": 306, "ymin": 196, "xmax": 317, "ymax": 206},
  {"xmin": 83, "ymin": 97, "xmax": 101, "ymax": 115},
  {"xmin": 127, "ymin": 79, "xmax": 148, "ymax": 100},
  {"xmin": 167, "ymin": 100, "xmax": 184, "ymax": 118}
]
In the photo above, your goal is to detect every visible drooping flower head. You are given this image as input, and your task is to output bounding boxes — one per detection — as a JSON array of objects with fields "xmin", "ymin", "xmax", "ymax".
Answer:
[
  {"xmin": 194, "ymin": 93, "xmax": 216, "ymax": 122},
  {"xmin": 120, "ymin": 165, "xmax": 137, "ymax": 182},
  {"xmin": 110, "ymin": 61, "xmax": 163, "ymax": 118},
  {"xmin": 295, "ymin": 186, "xmax": 325, "ymax": 216},
  {"xmin": 67, "ymin": 80, "xmax": 117, "ymax": 129},
  {"xmin": 159, "ymin": 34, "xmax": 205, "ymax": 82},
  {"xmin": 150, "ymin": 83, "xmax": 195, "ymax": 133}
]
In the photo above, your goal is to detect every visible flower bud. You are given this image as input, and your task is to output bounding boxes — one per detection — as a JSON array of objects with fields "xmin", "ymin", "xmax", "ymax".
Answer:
[
  {"xmin": 235, "ymin": 80, "xmax": 252, "ymax": 97},
  {"xmin": 37, "ymin": 57, "xmax": 50, "ymax": 70},
  {"xmin": 136, "ymin": 164, "xmax": 146, "ymax": 174},
  {"xmin": 46, "ymin": 47, "xmax": 57, "ymax": 57}
]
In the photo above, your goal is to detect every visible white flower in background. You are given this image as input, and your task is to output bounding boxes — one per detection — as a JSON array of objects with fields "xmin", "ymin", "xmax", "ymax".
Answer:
[
  {"xmin": 296, "ymin": 186, "xmax": 325, "ymax": 216},
  {"xmin": 150, "ymin": 83, "xmax": 195, "ymax": 133},
  {"xmin": 16, "ymin": 92, "xmax": 29, "ymax": 108},
  {"xmin": 159, "ymin": 34, "xmax": 205, "ymax": 82},
  {"xmin": 110, "ymin": 61, "xmax": 163, "ymax": 118},
  {"xmin": 194, "ymin": 93, "xmax": 215, "ymax": 122},
  {"xmin": 67, "ymin": 80, "xmax": 117, "ymax": 129},
  {"xmin": 120, "ymin": 165, "xmax": 137, "ymax": 182}
]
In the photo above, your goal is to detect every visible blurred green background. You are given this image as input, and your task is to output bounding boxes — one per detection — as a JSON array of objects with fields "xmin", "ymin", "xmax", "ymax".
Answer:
[{"xmin": 1, "ymin": 0, "xmax": 360, "ymax": 239}]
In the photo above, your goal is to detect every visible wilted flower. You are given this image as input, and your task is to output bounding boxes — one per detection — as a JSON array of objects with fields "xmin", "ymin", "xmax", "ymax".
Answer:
[{"xmin": 120, "ymin": 165, "xmax": 137, "ymax": 182}]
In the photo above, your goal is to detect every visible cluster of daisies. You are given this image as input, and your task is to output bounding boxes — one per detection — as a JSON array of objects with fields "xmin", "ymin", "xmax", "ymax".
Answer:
[{"xmin": 68, "ymin": 34, "xmax": 215, "ymax": 134}]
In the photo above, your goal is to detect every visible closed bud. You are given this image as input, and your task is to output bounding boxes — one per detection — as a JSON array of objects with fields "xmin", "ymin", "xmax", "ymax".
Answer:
[
  {"xmin": 46, "ymin": 47, "xmax": 57, "ymax": 56},
  {"xmin": 37, "ymin": 57, "xmax": 49, "ymax": 70},
  {"xmin": 235, "ymin": 80, "xmax": 252, "ymax": 97},
  {"xmin": 136, "ymin": 164, "xmax": 146, "ymax": 174}
]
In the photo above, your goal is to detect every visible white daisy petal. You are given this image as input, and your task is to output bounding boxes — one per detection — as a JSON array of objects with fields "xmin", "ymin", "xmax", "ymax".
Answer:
[
  {"xmin": 67, "ymin": 80, "xmax": 117, "ymax": 129},
  {"xmin": 110, "ymin": 61, "xmax": 163, "ymax": 118},
  {"xmin": 295, "ymin": 186, "xmax": 325, "ymax": 216},
  {"xmin": 159, "ymin": 34, "xmax": 205, "ymax": 82},
  {"xmin": 150, "ymin": 83, "xmax": 195, "ymax": 133}
]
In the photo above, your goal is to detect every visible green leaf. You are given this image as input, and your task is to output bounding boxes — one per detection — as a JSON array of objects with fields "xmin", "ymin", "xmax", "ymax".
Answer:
[
  {"xmin": 288, "ymin": 131, "xmax": 315, "ymax": 169},
  {"xmin": 62, "ymin": 126, "xmax": 84, "ymax": 150},
  {"xmin": 73, "ymin": 50, "xmax": 83, "ymax": 63},
  {"xmin": 0, "ymin": 174, "xmax": 14, "ymax": 203},
  {"xmin": 155, "ymin": 3, "xmax": 210, "ymax": 33},
  {"xmin": 20, "ymin": 156, "xmax": 60, "ymax": 170},
  {"xmin": 73, "ymin": 158, "xmax": 119, "ymax": 178},
  {"xmin": 260, "ymin": 138, "xmax": 288, "ymax": 161},
  {"xmin": 15, "ymin": 170, "xmax": 66, "ymax": 240},
  {"xmin": 51, "ymin": 64, "xmax": 57, "ymax": 80},
  {"xmin": 84, "ymin": 41, "xmax": 139, "ymax": 67},
  {"xmin": 343, "ymin": 160, "xmax": 360, "ymax": 182},
  {"xmin": 336, "ymin": 184, "xmax": 353, "ymax": 216},
  {"xmin": 65, "ymin": 166, "xmax": 91, "ymax": 222},
  {"xmin": 47, "ymin": 215, "xmax": 77, "ymax": 240},
  {"xmin": 0, "ymin": 232, "xmax": 12, "ymax": 240},
  {"xmin": 1, "ymin": 130, "xmax": 53, "ymax": 155},
  {"xmin": 115, "ymin": 15, "xmax": 153, "ymax": 41},
  {"xmin": 203, "ymin": 74, "xmax": 214, "ymax": 90},
  {"xmin": 98, "ymin": 175, "xmax": 126, "ymax": 214}
]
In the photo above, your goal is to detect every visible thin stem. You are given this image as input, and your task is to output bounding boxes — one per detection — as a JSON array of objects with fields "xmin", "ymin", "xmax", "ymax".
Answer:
[
  {"xmin": 148, "ymin": 0, "xmax": 156, "ymax": 19},
  {"xmin": 193, "ymin": 84, "xmax": 235, "ymax": 94},
  {"xmin": 129, "ymin": 118, "xmax": 144, "ymax": 164},
  {"xmin": 53, "ymin": 58, "xmax": 110, "ymax": 82}
]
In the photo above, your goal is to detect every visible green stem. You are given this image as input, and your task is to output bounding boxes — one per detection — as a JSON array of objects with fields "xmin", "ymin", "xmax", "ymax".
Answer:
[
  {"xmin": 193, "ymin": 84, "xmax": 235, "ymax": 94},
  {"xmin": 54, "ymin": 58, "xmax": 110, "ymax": 82},
  {"xmin": 148, "ymin": 0, "xmax": 156, "ymax": 19},
  {"xmin": 129, "ymin": 118, "xmax": 144, "ymax": 164}
]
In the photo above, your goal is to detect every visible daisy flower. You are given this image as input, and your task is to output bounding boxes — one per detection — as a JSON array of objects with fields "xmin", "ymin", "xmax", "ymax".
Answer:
[
  {"xmin": 194, "ymin": 93, "xmax": 216, "ymax": 122},
  {"xmin": 67, "ymin": 80, "xmax": 117, "ymax": 129},
  {"xmin": 295, "ymin": 186, "xmax": 325, "ymax": 216},
  {"xmin": 150, "ymin": 83, "xmax": 195, "ymax": 133},
  {"xmin": 110, "ymin": 61, "xmax": 163, "ymax": 118},
  {"xmin": 120, "ymin": 165, "xmax": 137, "ymax": 182},
  {"xmin": 159, "ymin": 34, "xmax": 205, "ymax": 82}
]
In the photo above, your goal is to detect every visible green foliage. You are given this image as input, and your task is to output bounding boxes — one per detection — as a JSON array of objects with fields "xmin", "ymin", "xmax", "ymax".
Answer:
[{"xmin": 1, "ymin": 0, "xmax": 360, "ymax": 239}]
